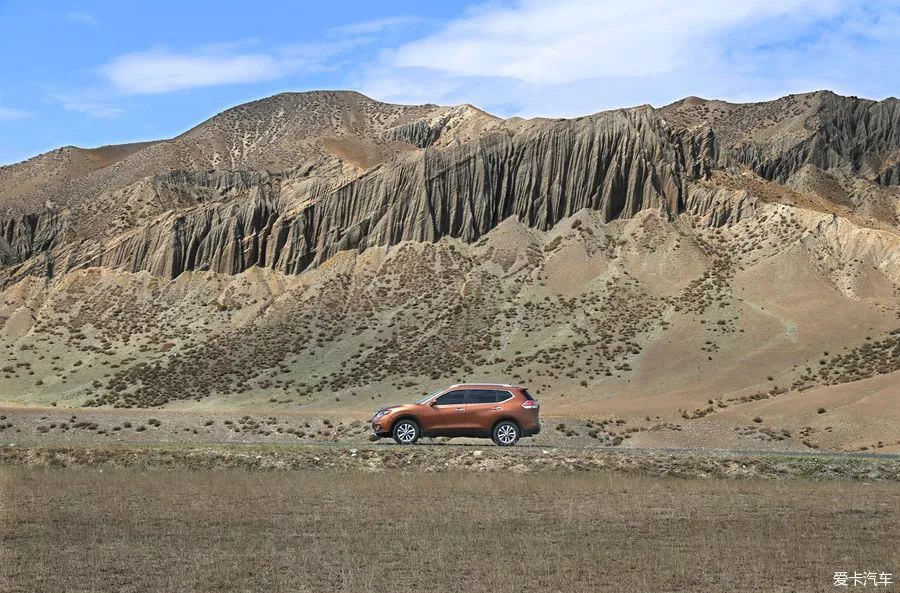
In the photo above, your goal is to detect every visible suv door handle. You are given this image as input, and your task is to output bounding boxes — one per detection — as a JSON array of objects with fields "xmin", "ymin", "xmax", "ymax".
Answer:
[
  {"xmin": 492, "ymin": 406, "xmax": 502, "ymax": 410},
  {"xmin": 455, "ymin": 408, "xmax": 465, "ymax": 413}
]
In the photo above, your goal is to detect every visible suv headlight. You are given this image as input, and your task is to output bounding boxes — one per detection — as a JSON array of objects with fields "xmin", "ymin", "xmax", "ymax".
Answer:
[{"xmin": 373, "ymin": 409, "xmax": 390, "ymax": 419}]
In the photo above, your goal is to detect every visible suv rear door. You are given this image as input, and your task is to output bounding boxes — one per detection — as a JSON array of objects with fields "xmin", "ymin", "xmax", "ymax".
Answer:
[{"xmin": 462, "ymin": 389, "xmax": 509, "ymax": 434}]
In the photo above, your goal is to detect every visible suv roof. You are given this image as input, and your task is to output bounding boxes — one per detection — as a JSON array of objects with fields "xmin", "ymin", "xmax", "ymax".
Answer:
[{"xmin": 447, "ymin": 383, "xmax": 520, "ymax": 389}]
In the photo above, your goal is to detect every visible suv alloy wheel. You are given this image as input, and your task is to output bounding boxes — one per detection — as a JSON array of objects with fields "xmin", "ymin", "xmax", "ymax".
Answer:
[
  {"xmin": 392, "ymin": 419, "xmax": 420, "ymax": 445},
  {"xmin": 492, "ymin": 421, "xmax": 520, "ymax": 446}
]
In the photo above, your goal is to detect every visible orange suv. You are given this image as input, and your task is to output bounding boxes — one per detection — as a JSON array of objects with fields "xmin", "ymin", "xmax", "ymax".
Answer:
[{"xmin": 370, "ymin": 384, "xmax": 540, "ymax": 446}]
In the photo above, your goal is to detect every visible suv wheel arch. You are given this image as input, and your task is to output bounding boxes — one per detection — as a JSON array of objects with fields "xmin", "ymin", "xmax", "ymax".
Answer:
[
  {"xmin": 391, "ymin": 414, "xmax": 420, "ymax": 431},
  {"xmin": 491, "ymin": 417, "xmax": 520, "ymax": 433}
]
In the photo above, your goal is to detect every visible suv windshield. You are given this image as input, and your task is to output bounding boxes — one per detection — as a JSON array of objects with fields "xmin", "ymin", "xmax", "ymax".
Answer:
[{"xmin": 416, "ymin": 391, "xmax": 442, "ymax": 404}]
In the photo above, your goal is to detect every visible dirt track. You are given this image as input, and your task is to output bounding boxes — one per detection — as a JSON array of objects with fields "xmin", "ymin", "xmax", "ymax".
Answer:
[{"xmin": 3, "ymin": 403, "xmax": 899, "ymax": 454}]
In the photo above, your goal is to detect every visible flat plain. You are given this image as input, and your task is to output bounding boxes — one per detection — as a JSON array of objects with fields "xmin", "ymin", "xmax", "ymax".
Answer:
[{"xmin": 2, "ymin": 468, "xmax": 898, "ymax": 593}]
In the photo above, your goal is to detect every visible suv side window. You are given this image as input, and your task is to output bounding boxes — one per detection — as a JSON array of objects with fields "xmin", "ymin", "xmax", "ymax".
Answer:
[
  {"xmin": 434, "ymin": 390, "xmax": 466, "ymax": 405},
  {"xmin": 466, "ymin": 390, "xmax": 498, "ymax": 404},
  {"xmin": 495, "ymin": 390, "xmax": 514, "ymax": 403}
]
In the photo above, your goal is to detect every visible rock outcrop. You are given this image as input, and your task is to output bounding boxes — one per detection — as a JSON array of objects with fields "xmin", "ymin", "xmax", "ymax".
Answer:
[
  {"xmin": 696, "ymin": 93, "xmax": 900, "ymax": 184},
  {"xmin": 1, "ymin": 90, "xmax": 898, "ymax": 284},
  {"xmin": 46, "ymin": 108, "xmax": 714, "ymax": 278},
  {"xmin": 1, "ymin": 210, "xmax": 65, "ymax": 266}
]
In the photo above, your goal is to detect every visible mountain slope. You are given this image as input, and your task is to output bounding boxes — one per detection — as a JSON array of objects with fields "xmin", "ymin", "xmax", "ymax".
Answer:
[{"xmin": 0, "ymin": 89, "xmax": 898, "ymax": 451}]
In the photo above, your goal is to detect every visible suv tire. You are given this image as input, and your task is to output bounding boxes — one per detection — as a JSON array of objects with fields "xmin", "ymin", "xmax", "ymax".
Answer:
[
  {"xmin": 492, "ymin": 421, "xmax": 520, "ymax": 446},
  {"xmin": 392, "ymin": 419, "xmax": 420, "ymax": 445}
]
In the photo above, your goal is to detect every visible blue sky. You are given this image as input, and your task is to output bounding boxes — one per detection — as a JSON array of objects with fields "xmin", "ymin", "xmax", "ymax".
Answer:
[{"xmin": 1, "ymin": 0, "xmax": 898, "ymax": 165}]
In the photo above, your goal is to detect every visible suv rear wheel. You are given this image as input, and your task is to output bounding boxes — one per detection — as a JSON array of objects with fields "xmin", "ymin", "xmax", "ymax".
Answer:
[
  {"xmin": 492, "ymin": 421, "xmax": 520, "ymax": 446},
  {"xmin": 392, "ymin": 419, "xmax": 420, "ymax": 445}
]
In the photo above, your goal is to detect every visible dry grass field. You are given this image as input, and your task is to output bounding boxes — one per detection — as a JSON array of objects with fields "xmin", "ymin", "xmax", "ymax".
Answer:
[{"xmin": 1, "ymin": 469, "xmax": 897, "ymax": 593}]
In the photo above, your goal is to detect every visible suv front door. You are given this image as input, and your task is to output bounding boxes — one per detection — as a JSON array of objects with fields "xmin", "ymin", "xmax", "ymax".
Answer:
[{"xmin": 421, "ymin": 389, "xmax": 467, "ymax": 435}]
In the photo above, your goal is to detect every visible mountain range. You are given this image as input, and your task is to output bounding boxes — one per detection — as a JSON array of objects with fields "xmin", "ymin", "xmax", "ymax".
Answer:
[{"xmin": 1, "ymin": 89, "xmax": 898, "ymax": 451}]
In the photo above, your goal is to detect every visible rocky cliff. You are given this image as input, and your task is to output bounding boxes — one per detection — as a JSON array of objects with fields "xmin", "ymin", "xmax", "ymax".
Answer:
[{"xmin": 1, "ymin": 90, "xmax": 898, "ymax": 286}]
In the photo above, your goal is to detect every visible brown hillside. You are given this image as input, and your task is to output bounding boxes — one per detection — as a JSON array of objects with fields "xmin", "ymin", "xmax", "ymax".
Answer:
[{"xmin": 0, "ymin": 90, "xmax": 897, "ymax": 452}]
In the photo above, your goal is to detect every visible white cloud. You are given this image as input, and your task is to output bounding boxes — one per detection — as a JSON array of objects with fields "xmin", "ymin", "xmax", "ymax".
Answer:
[
  {"xmin": 101, "ymin": 49, "xmax": 288, "ymax": 94},
  {"xmin": 331, "ymin": 16, "xmax": 423, "ymax": 36},
  {"xmin": 280, "ymin": 37, "xmax": 373, "ymax": 68},
  {"xmin": 357, "ymin": 0, "xmax": 900, "ymax": 117},
  {"xmin": 61, "ymin": 101, "xmax": 124, "ymax": 118},
  {"xmin": 67, "ymin": 11, "xmax": 99, "ymax": 26},
  {"xmin": 0, "ymin": 106, "xmax": 29, "ymax": 121},
  {"xmin": 98, "ymin": 36, "xmax": 375, "ymax": 95},
  {"xmin": 47, "ymin": 90, "xmax": 126, "ymax": 118},
  {"xmin": 386, "ymin": 0, "xmax": 838, "ymax": 85}
]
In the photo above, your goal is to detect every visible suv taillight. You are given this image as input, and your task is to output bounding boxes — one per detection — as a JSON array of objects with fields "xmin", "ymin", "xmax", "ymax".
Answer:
[{"xmin": 521, "ymin": 400, "xmax": 539, "ymax": 409}]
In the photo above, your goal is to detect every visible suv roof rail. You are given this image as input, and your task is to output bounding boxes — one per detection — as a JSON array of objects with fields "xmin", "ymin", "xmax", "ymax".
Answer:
[{"xmin": 449, "ymin": 383, "xmax": 515, "ymax": 388}]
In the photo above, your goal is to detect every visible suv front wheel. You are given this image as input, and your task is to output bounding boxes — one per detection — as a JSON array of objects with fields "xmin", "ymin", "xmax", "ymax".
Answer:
[
  {"xmin": 492, "ymin": 421, "xmax": 520, "ymax": 446},
  {"xmin": 392, "ymin": 419, "xmax": 420, "ymax": 445}
]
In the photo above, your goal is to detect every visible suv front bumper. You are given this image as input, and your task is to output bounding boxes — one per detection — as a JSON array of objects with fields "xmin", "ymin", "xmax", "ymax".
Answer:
[{"xmin": 371, "ymin": 420, "xmax": 391, "ymax": 438}]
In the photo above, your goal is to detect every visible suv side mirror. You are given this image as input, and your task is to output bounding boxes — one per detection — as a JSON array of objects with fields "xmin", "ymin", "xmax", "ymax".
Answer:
[{"xmin": 429, "ymin": 400, "xmax": 438, "ymax": 407}]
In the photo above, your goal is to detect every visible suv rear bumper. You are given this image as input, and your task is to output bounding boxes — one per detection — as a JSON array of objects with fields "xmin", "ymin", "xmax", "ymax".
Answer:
[{"xmin": 522, "ymin": 423, "xmax": 541, "ymax": 437}]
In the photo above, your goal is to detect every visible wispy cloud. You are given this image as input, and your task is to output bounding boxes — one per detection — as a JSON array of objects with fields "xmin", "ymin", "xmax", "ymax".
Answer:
[
  {"xmin": 66, "ymin": 11, "xmax": 99, "ymax": 26},
  {"xmin": 60, "ymin": 101, "xmax": 124, "ymax": 118},
  {"xmin": 387, "ymin": 0, "xmax": 841, "ymax": 84},
  {"xmin": 100, "ymin": 49, "xmax": 287, "ymax": 94},
  {"xmin": 358, "ymin": 0, "xmax": 900, "ymax": 117},
  {"xmin": 280, "ymin": 37, "xmax": 373, "ymax": 69},
  {"xmin": 98, "ymin": 35, "xmax": 374, "ymax": 95},
  {"xmin": 0, "ymin": 106, "xmax": 29, "ymax": 121},
  {"xmin": 47, "ymin": 89, "xmax": 126, "ymax": 118},
  {"xmin": 331, "ymin": 16, "xmax": 423, "ymax": 36}
]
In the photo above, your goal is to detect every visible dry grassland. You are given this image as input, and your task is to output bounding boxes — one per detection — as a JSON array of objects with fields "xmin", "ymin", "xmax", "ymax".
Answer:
[{"xmin": 1, "ymin": 469, "xmax": 896, "ymax": 592}]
